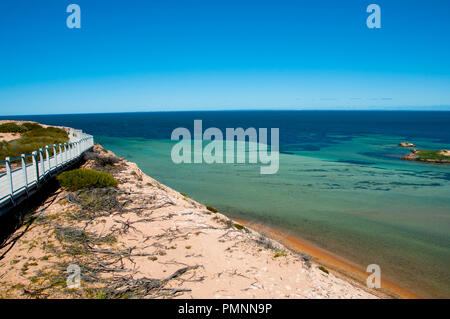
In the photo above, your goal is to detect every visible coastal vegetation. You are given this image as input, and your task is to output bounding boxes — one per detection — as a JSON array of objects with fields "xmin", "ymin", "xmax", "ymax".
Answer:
[
  {"xmin": 233, "ymin": 223, "xmax": 250, "ymax": 233},
  {"xmin": 206, "ymin": 205, "xmax": 218, "ymax": 213},
  {"xmin": 318, "ymin": 266, "xmax": 329, "ymax": 274},
  {"xmin": 416, "ymin": 150, "xmax": 450, "ymax": 161},
  {"xmin": 0, "ymin": 122, "xmax": 28, "ymax": 133},
  {"xmin": 273, "ymin": 250, "xmax": 287, "ymax": 258},
  {"xmin": 84, "ymin": 151, "xmax": 123, "ymax": 171},
  {"xmin": 0, "ymin": 122, "xmax": 68, "ymax": 160},
  {"xmin": 57, "ymin": 168, "xmax": 118, "ymax": 191},
  {"xmin": 401, "ymin": 148, "xmax": 450, "ymax": 163}
]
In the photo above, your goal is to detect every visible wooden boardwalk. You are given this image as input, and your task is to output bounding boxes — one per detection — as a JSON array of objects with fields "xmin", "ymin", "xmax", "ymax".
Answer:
[{"xmin": 0, "ymin": 130, "xmax": 94, "ymax": 214}]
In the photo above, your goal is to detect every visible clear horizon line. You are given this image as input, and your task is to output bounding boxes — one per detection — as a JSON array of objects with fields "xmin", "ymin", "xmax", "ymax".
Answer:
[{"xmin": 1, "ymin": 106, "xmax": 450, "ymax": 117}]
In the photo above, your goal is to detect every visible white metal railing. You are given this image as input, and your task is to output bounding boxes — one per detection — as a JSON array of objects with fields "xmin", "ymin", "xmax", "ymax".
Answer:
[{"xmin": 0, "ymin": 130, "xmax": 94, "ymax": 209}]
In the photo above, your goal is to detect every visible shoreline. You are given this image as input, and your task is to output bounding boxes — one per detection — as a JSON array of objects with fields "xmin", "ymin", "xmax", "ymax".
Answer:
[{"xmin": 231, "ymin": 217, "xmax": 421, "ymax": 299}]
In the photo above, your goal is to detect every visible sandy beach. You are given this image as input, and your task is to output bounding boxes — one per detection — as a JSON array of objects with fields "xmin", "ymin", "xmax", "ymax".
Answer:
[{"xmin": 0, "ymin": 143, "xmax": 385, "ymax": 299}]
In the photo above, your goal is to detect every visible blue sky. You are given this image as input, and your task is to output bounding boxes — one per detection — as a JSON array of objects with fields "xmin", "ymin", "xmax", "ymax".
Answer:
[{"xmin": 0, "ymin": 0, "xmax": 449, "ymax": 115}]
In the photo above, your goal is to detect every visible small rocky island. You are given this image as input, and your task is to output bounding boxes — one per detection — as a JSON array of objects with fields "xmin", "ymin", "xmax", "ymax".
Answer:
[{"xmin": 401, "ymin": 148, "xmax": 450, "ymax": 164}]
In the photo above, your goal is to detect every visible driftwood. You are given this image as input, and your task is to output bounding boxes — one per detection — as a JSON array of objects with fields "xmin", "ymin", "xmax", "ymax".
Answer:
[{"xmin": 89, "ymin": 265, "xmax": 202, "ymax": 299}]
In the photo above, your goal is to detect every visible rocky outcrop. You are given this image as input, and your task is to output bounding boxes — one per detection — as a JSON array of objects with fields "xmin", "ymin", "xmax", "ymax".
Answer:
[
  {"xmin": 439, "ymin": 150, "xmax": 450, "ymax": 157},
  {"xmin": 399, "ymin": 142, "xmax": 416, "ymax": 147},
  {"xmin": 401, "ymin": 152, "xmax": 418, "ymax": 161}
]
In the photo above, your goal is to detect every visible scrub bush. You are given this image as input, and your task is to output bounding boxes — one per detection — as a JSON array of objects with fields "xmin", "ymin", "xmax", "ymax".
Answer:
[{"xmin": 57, "ymin": 168, "xmax": 118, "ymax": 191}]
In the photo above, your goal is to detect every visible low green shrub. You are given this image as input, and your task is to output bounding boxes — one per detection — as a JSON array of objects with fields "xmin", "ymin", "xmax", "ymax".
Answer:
[
  {"xmin": 0, "ymin": 123, "xmax": 28, "ymax": 133},
  {"xmin": 318, "ymin": 266, "xmax": 329, "ymax": 274},
  {"xmin": 83, "ymin": 152, "xmax": 123, "ymax": 173},
  {"xmin": 21, "ymin": 122, "xmax": 43, "ymax": 131},
  {"xmin": 57, "ymin": 168, "xmax": 118, "ymax": 191},
  {"xmin": 233, "ymin": 223, "xmax": 245, "ymax": 231},
  {"xmin": 0, "ymin": 122, "xmax": 47, "ymax": 134},
  {"xmin": 23, "ymin": 127, "xmax": 68, "ymax": 140},
  {"xmin": 94, "ymin": 154, "xmax": 121, "ymax": 167},
  {"xmin": 206, "ymin": 205, "xmax": 218, "ymax": 213},
  {"xmin": 273, "ymin": 250, "xmax": 287, "ymax": 258},
  {"xmin": 0, "ymin": 124, "xmax": 68, "ymax": 160},
  {"xmin": 94, "ymin": 289, "xmax": 108, "ymax": 299},
  {"xmin": 417, "ymin": 150, "xmax": 450, "ymax": 161}
]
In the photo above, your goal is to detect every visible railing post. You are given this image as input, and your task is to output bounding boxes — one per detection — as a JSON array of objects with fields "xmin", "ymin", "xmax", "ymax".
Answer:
[
  {"xmin": 39, "ymin": 148, "xmax": 44, "ymax": 178},
  {"xmin": 58, "ymin": 144, "xmax": 62, "ymax": 166},
  {"xmin": 32, "ymin": 151, "xmax": 39, "ymax": 186},
  {"xmin": 5, "ymin": 157, "xmax": 14, "ymax": 204},
  {"xmin": 53, "ymin": 145, "xmax": 58, "ymax": 168},
  {"xmin": 61, "ymin": 144, "xmax": 64, "ymax": 164},
  {"xmin": 21, "ymin": 154, "xmax": 29, "ymax": 197},
  {"xmin": 63, "ymin": 143, "xmax": 67, "ymax": 164},
  {"xmin": 45, "ymin": 146, "xmax": 50, "ymax": 173}
]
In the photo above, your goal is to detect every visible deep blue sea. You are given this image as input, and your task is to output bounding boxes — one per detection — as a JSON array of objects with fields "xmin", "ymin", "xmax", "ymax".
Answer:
[
  {"xmin": 6, "ymin": 110, "xmax": 450, "ymax": 145},
  {"xmin": 3, "ymin": 111, "xmax": 450, "ymax": 298}
]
